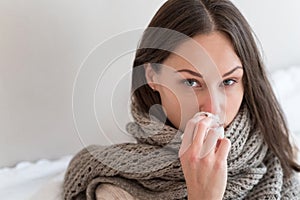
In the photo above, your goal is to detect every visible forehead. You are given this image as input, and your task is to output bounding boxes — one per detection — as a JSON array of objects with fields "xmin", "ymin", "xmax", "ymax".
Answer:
[{"xmin": 162, "ymin": 32, "xmax": 242, "ymax": 73}]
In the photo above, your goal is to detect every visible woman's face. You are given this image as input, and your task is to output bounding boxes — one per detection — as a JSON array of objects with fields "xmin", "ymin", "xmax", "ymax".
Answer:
[{"xmin": 145, "ymin": 32, "xmax": 244, "ymax": 131}]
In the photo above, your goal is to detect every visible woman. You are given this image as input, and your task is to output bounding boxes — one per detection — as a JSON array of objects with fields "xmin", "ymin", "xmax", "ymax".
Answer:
[{"xmin": 63, "ymin": 0, "xmax": 300, "ymax": 199}]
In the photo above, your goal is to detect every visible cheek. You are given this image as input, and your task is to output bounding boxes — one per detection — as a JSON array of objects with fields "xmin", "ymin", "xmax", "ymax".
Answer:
[
  {"xmin": 225, "ymin": 87, "xmax": 244, "ymax": 126},
  {"xmin": 159, "ymin": 86, "xmax": 199, "ymax": 130},
  {"xmin": 158, "ymin": 87, "xmax": 181, "ymax": 126}
]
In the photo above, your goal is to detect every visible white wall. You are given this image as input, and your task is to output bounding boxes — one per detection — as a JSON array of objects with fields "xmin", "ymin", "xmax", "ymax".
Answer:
[
  {"xmin": 0, "ymin": 0, "xmax": 299, "ymax": 167},
  {"xmin": 232, "ymin": 0, "xmax": 300, "ymax": 70},
  {"xmin": 0, "ymin": 0, "xmax": 166, "ymax": 167}
]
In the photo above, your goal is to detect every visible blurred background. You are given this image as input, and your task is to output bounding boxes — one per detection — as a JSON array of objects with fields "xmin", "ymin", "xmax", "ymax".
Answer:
[{"xmin": 0, "ymin": 0, "xmax": 300, "ymax": 168}]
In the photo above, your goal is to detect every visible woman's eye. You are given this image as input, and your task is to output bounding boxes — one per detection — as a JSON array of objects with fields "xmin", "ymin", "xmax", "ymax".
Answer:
[
  {"xmin": 183, "ymin": 79, "xmax": 201, "ymax": 87},
  {"xmin": 222, "ymin": 79, "xmax": 237, "ymax": 87}
]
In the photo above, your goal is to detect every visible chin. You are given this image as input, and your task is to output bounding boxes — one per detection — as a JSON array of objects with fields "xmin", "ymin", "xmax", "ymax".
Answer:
[{"xmin": 224, "ymin": 118, "xmax": 235, "ymax": 128}]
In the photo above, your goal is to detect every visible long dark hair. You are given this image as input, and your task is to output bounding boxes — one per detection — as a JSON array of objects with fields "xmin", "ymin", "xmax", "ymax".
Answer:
[{"xmin": 131, "ymin": 0, "xmax": 300, "ymax": 176}]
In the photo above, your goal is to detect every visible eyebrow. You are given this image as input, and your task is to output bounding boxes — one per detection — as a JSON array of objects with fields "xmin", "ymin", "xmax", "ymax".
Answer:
[{"xmin": 175, "ymin": 66, "xmax": 243, "ymax": 78}]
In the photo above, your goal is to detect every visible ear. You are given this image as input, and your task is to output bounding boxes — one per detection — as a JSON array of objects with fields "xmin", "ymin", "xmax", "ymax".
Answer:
[{"xmin": 144, "ymin": 63, "xmax": 158, "ymax": 90}]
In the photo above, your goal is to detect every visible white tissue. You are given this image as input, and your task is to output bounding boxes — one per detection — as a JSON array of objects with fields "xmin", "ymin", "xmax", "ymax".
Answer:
[{"xmin": 180, "ymin": 112, "xmax": 224, "ymax": 158}]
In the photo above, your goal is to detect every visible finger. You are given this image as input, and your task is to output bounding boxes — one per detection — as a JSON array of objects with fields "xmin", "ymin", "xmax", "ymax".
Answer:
[
  {"xmin": 199, "ymin": 128, "xmax": 220, "ymax": 158},
  {"xmin": 190, "ymin": 117, "xmax": 213, "ymax": 155},
  {"xmin": 179, "ymin": 115, "xmax": 206, "ymax": 157},
  {"xmin": 215, "ymin": 138, "xmax": 231, "ymax": 161}
]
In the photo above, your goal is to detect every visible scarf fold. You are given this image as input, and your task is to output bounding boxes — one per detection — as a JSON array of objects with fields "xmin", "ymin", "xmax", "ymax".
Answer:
[{"xmin": 63, "ymin": 103, "xmax": 300, "ymax": 199}]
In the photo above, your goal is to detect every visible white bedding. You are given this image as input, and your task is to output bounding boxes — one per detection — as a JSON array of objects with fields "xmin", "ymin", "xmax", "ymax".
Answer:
[
  {"xmin": 271, "ymin": 66, "xmax": 300, "ymax": 134},
  {"xmin": 0, "ymin": 156, "xmax": 72, "ymax": 200},
  {"xmin": 0, "ymin": 66, "xmax": 300, "ymax": 200}
]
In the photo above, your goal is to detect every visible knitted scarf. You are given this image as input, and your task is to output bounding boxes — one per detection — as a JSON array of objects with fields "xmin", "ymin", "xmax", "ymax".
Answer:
[{"xmin": 63, "ymin": 103, "xmax": 300, "ymax": 199}]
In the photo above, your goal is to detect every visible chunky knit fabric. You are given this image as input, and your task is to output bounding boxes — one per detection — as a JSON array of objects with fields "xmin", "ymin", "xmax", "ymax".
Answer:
[{"xmin": 63, "ymin": 103, "xmax": 300, "ymax": 199}]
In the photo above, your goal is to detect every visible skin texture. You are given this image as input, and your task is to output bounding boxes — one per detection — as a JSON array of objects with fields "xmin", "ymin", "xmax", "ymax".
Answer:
[
  {"xmin": 145, "ymin": 31, "xmax": 244, "ymax": 130},
  {"xmin": 145, "ymin": 31, "xmax": 244, "ymax": 199}
]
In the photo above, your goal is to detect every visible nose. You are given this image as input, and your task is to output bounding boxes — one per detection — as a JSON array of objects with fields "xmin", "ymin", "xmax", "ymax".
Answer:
[
  {"xmin": 199, "ymin": 99, "xmax": 219, "ymax": 115},
  {"xmin": 198, "ymin": 91, "xmax": 223, "ymax": 116}
]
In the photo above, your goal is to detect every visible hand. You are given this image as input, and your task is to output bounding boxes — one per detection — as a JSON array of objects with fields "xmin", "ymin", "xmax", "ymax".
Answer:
[{"xmin": 179, "ymin": 115, "xmax": 231, "ymax": 200}]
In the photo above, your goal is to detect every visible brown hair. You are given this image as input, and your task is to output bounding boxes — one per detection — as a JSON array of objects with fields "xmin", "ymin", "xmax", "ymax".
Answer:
[{"xmin": 130, "ymin": 0, "xmax": 300, "ymax": 176}]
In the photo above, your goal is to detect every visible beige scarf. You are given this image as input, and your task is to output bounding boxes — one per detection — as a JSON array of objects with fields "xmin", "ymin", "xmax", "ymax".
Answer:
[{"xmin": 63, "ymin": 103, "xmax": 300, "ymax": 199}]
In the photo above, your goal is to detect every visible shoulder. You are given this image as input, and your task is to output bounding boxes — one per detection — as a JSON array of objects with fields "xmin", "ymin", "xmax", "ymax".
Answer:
[{"xmin": 96, "ymin": 183, "xmax": 138, "ymax": 200}]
